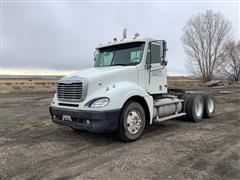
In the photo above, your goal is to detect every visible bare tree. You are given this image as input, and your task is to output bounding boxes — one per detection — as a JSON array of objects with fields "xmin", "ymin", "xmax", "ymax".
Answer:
[
  {"xmin": 220, "ymin": 41, "xmax": 240, "ymax": 82},
  {"xmin": 182, "ymin": 10, "xmax": 232, "ymax": 82}
]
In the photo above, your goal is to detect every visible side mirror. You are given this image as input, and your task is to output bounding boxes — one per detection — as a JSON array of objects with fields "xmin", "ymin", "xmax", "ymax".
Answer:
[
  {"xmin": 162, "ymin": 40, "xmax": 167, "ymax": 58},
  {"xmin": 161, "ymin": 40, "xmax": 168, "ymax": 66}
]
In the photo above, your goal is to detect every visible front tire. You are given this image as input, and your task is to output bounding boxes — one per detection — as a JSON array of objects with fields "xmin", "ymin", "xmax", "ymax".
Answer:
[{"xmin": 117, "ymin": 101, "xmax": 146, "ymax": 142}]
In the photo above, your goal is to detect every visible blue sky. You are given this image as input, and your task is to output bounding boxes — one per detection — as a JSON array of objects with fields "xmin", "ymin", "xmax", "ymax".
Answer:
[{"xmin": 1, "ymin": 1, "xmax": 239, "ymax": 75}]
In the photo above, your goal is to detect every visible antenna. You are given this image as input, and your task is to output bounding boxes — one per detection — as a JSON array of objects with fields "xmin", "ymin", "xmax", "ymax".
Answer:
[{"xmin": 123, "ymin": 28, "xmax": 127, "ymax": 39}]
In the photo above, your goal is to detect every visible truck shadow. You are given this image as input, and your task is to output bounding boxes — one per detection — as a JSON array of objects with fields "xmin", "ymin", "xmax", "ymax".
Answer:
[
  {"xmin": 7, "ymin": 117, "xmax": 195, "ymax": 147},
  {"xmin": 143, "ymin": 119, "xmax": 185, "ymax": 138},
  {"xmin": 47, "ymin": 118, "xmax": 187, "ymax": 144}
]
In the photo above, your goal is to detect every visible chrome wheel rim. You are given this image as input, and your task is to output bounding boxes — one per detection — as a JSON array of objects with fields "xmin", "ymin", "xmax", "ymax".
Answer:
[
  {"xmin": 195, "ymin": 100, "xmax": 203, "ymax": 117},
  {"xmin": 126, "ymin": 110, "xmax": 142, "ymax": 134},
  {"xmin": 208, "ymin": 98, "xmax": 214, "ymax": 113}
]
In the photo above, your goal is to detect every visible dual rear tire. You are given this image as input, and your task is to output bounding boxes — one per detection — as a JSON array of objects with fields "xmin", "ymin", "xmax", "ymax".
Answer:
[
  {"xmin": 185, "ymin": 94, "xmax": 215, "ymax": 122},
  {"xmin": 202, "ymin": 94, "xmax": 215, "ymax": 118}
]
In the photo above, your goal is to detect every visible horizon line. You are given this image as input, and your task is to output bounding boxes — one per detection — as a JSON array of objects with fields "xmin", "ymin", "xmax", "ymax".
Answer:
[{"xmin": 0, "ymin": 68, "xmax": 188, "ymax": 76}]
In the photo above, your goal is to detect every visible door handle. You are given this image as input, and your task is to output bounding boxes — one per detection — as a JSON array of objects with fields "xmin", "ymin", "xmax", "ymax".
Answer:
[{"xmin": 145, "ymin": 64, "xmax": 151, "ymax": 69}]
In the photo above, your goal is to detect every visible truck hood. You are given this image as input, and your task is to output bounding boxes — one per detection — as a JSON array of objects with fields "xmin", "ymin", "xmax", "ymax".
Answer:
[{"xmin": 60, "ymin": 66, "xmax": 138, "ymax": 83}]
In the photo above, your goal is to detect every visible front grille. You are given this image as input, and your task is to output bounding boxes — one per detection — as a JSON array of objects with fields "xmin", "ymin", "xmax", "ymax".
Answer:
[{"xmin": 57, "ymin": 82, "xmax": 84, "ymax": 102}]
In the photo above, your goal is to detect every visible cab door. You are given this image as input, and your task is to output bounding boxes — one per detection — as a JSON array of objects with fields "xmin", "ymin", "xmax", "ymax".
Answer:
[{"xmin": 144, "ymin": 41, "xmax": 167, "ymax": 94}]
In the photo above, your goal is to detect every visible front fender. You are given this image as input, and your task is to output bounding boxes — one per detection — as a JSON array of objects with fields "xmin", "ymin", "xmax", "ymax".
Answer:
[{"xmin": 87, "ymin": 81, "xmax": 154, "ymax": 123}]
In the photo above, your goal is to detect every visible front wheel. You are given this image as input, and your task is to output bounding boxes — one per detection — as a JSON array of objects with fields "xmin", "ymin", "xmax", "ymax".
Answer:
[{"xmin": 117, "ymin": 101, "xmax": 146, "ymax": 142}]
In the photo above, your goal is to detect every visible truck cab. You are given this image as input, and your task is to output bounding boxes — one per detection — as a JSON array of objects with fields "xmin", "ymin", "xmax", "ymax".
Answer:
[{"xmin": 49, "ymin": 35, "xmax": 216, "ymax": 142}]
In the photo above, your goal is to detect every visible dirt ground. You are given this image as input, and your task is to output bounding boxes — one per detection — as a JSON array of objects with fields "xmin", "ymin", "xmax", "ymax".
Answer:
[{"xmin": 1, "ymin": 89, "xmax": 240, "ymax": 179}]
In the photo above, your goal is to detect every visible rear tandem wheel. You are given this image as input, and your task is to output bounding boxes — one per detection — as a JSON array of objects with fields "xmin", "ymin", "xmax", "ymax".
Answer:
[{"xmin": 185, "ymin": 94, "xmax": 204, "ymax": 122}]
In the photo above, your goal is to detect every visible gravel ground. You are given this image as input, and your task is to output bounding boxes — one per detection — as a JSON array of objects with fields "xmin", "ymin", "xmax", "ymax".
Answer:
[{"xmin": 0, "ymin": 90, "xmax": 240, "ymax": 179}]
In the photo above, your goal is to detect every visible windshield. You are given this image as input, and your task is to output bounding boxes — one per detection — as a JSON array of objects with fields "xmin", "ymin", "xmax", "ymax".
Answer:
[{"xmin": 94, "ymin": 42, "xmax": 145, "ymax": 67}]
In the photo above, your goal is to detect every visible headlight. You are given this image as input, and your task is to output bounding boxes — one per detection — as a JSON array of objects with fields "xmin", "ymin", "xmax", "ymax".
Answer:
[{"xmin": 90, "ymin": 98, "xmax": 110, "ymax": 108}]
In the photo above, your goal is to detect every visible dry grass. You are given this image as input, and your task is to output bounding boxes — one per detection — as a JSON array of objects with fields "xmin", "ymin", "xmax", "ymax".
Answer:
[
  {"xmin": 167, "ymin": 76, "xmax": 201, "ymax": 89},
  {"xmin": 0, "ymin": 79, "xmax": 58, "ymax": 93}
]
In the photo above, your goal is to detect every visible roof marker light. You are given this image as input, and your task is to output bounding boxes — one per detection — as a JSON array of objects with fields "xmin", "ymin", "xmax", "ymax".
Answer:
[{"xmin": 133, "ymin": 33, "xmax": 140, "ymax": 39}]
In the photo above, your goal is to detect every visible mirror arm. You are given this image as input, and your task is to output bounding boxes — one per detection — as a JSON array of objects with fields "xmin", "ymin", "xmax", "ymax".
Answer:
[
  {"xmin": 94, "ymin": 50, "xmax": 98, "ymax": 61},
  {"xmin": 149, "ymin": 42, "xmax": 152, "ymax": 64}
]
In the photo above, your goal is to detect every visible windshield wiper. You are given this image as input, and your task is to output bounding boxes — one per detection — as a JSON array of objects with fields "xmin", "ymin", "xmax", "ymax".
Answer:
[
  {"xmin": 112, "ymin": 63, "xmax": 139, "ymax": 66},
  {"xmin": 112, "ymin": 64, "xmax": 127, "ymax": 66}
]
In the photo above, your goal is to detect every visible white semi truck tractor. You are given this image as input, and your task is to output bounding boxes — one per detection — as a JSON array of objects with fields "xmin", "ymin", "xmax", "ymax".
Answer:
[{"xmin": 49, "ymin": 34, "xmax": 216, "ymax": 142}]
